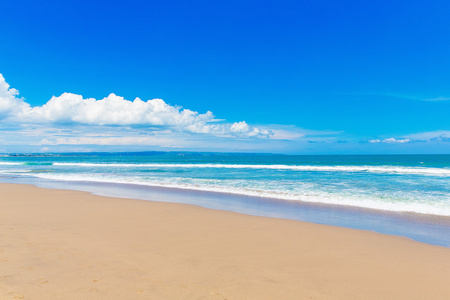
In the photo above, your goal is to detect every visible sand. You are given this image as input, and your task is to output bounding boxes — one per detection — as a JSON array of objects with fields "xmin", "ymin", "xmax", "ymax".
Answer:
[{"xmin": 0, "ymin": 183, "xmax": 449, "ymax": 299}]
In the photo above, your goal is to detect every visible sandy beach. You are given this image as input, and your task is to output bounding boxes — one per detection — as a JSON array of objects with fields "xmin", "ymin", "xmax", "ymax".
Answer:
[{"xmin": 1, "ymin": 183, "xmax": 449, "ymax": 299}]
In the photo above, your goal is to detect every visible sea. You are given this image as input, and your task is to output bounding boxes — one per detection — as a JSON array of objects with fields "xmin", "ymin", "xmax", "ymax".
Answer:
[{"xmin": 1, "ymin": 152, "xmax": 449, "ymax": 247}]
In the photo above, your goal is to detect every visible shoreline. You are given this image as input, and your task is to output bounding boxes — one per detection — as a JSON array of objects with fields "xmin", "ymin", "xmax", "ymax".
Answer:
[
  {"xmin": 2, "ymin": 175, "xmax": 450, "ymax": 247},
  {"xmin": 1, "ymin": 183, "xmax": 450, "ymax": 299}
]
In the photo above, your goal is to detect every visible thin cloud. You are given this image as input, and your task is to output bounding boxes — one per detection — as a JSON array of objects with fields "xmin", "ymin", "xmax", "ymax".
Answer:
[
  {"xmin": 423, "ymin": 97, "xmax": 450, "ymax": 102},
  {"xmin": 341, "ymin": 92, "xmax": 450, "ymax": 102},
  {"xmin": 404, "ymin": 131, "xmax": 450, "ymax": 143},
  {"xmin": 368, "ymin": 132, "xmax": 450, "ymax": 144},
  {"xmin": 268, "ymin": 124, "xmax": 342, "ymax": 141}
]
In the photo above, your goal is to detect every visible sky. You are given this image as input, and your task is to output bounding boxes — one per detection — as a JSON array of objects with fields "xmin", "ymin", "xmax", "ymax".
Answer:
[{"xmin": 1, "ymin": 0, "xmax": 450, "ymax": 154}]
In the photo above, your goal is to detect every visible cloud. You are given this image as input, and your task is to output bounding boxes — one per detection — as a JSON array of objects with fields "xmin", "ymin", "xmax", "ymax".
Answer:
[
  {"xmin": 403, "ymin": 131, "xmax": 450, "ymax": 143},
  {"xmin": 3, "ymin": 73, "xmax": 350, "ymax": 153},
  {"xmin": 423, "ymin": 97, "xmax": 450, "ymax": 102},
  {"xmin": 268, "ymin": 124, "xmax": 342, "ymax": 140},
  {"xmin": 0, "ymin": 74, "xmax": 30, "ymax": 119},
  {"xmin": 368, "ymin": 131, "xmax": 450, "ymax": 144},
  {"xmin": 0, "ymin": 73, "xmax": 271, "ymax": 138},
  {"xmin": 5, "ymin": 73, "xmax": 448, "ymax": 154},
  {"xmin": 386, "ymin": 93, "xmax": 450, "ymax": 102},
  {"xmin": 38, "ymin": 136, "xmax": 173, "ymax": 146},
  {"xmin": 369, "ymin": 138, "xmax": 411, "ymax": 143},
  {"xmin": 342, "ymin": 92, "xmax": 450, "ymax": 102}
]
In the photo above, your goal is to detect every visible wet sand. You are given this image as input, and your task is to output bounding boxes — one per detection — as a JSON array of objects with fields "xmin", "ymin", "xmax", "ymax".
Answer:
[{"xmin": 1, "ymin": 183, "xmax": 449, "ymax": 299}]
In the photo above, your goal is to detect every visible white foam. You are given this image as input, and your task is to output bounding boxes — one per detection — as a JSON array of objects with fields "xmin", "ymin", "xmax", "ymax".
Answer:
[
  {"xmin": 2, "ymin": 161, "xmax": 449, "ymax": 176},
  {"xmin": 30, "ymin": 172, "xmax": 450, "ymax": 217},
  {"xmin": 48, "ymin": 162, "xmax": 450, "ymax": 176},
  {"xmin": 0, "ymin": 169, "xmax": 33, "ymax": 173}
]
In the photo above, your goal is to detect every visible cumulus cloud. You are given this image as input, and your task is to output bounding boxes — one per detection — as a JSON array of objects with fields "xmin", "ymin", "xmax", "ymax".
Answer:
[
  {"xmin": 0, "ymin": 73, "xmax": 272, "ymax": 138},
  {"xmin": 0, "ymin": 74, "xmax": 30, "ymax": 119}
]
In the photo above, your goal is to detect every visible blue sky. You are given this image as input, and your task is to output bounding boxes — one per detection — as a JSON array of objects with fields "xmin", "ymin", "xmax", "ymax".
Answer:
[{"xmin": 1, "ymin": 0, "xmax": 450, "ymax": 154}]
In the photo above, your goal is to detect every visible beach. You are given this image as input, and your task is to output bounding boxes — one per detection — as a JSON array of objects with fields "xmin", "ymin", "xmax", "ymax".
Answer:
[
  {"xmin": 2, "ymin": 153, "xmax": 450, "ymax": 247},
  {"xmin": 3, "ymin": 0, "xmax": 450, "ymax": 298},
  {"xmin": 1, "ymin": 183, "xmax": 449, "ymax": 299}
]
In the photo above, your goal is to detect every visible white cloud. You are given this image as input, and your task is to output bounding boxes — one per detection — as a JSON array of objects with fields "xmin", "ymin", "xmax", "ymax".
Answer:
[
  {"xmin": 369, "ymin": 138, "xmax": 411, "ymax": 143},
  {"xmin": 0, "ymin": 74, "xmax": 30, "ymax": 119},
  {"xmin": 383, "ymin": 138, "xmax": 410, "ymax": 143},
  {"xmin": 0, "ymin": 73, "xmax": 272, "ymax": 138},
  {"xmin": 404, "ymin": 130, "xmax": 450, "ymax": 140},
  {"xmin": 403, "ymin": 131, "xmax": 450, "ymax": 143},
  {"xmin": 369, "ymin": 131, "xmax": 450, "ymax": 144}
]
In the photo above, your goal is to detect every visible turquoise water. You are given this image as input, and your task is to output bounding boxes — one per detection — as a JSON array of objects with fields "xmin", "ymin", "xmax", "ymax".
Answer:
[
  {"xmin": 1, "ymin": 152, "xmax": 450, "ymax": 216},
  {"xmin": 1, "ymin": 152, "xmax": 449, "ymax": 246}
]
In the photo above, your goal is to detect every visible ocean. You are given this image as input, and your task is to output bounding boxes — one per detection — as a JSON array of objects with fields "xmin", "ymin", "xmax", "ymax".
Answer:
[{"xmin": 1, "ymin": 152, "xmax": 449, "ymax": 246}]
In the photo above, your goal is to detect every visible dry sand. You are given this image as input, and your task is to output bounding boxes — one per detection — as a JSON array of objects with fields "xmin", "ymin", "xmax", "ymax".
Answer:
[{"xmin": 0, "ymin": 183, "xmax": 449, "ymax": 299}]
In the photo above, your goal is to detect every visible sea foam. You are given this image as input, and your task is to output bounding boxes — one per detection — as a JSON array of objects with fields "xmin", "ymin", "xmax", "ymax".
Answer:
[{"xmin": 46, "ymin": 162, "xmax": 450, "ymax": 176}]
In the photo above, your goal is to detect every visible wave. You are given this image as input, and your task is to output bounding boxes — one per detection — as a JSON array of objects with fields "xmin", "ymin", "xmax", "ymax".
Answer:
[
  {"xmin": 48, "ymin": 162, "xmax": 450, "ymax": 176},
  {"xmin": 2, "ymin": 160, "xmax": 450, "ymax": 176},
  {"xmin": 0, "ymin": 162, "xmax": 54, "ymax": 166},
  {"xmin": 28, "ymin": 172, "xmax": 450, "ymax": 217},
  {"xmin": 2, "ymin": 161, "xmax": 450, "ymax": 176}
]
